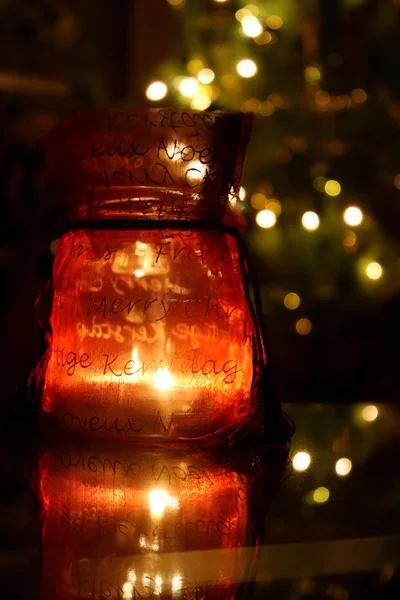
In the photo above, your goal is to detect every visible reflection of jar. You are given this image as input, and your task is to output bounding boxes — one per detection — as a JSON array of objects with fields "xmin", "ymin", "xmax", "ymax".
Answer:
[
  {"xmin": 39, "ymin": 441, "xmax": 265, "ymax": 600},
  {"xmin": 40, "ymin": 107, "xmax": 264, "ymax": 444}
]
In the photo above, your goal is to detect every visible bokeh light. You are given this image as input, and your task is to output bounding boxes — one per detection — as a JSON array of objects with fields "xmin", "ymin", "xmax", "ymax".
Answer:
[
  {"xmin": 251, "ymin": 192, "xmax": 267, "ymax": 209},
  {"xmin": 301, "ymin": 211, "xmax": 320, "ymax": 231},
  {"xmin": 362, "ymin": 405, "xmax": 379, "ymax": 422},
  {"xmin": 267, "ymin": 199, "xmax": 282, "ymax": 215},
  {"xmin": 335, "ymin": 458, "xmax": 352, "ymax": 476},
  {"xmin": 191, "ymin": 93, "xmax": 211, "ymax": 110},
  {"xmin": 242, "ymin": 15, "xmax": 263, "ymax": 37},
  {"xmin": 236, "ymin": 59, "xmax": 257, "ymax": 78},
  {"xmin": 296, "ymin": 318, "xmax": 312, "ymax": 335},
  {"xmin": 366, "ymin": 261, "xmax": 383, "ymax": 280},
  {"xmin": 304, "ymin": 65, "xmax": 322, "ymax": 83},
  {"xmin": 292, "ymin": 451, "xmax": 311, "ymax": 471},
  {"xmin": 235, "ymin": 8, "xmax": 251, "ymax": 21},
  {"xmin": 351, "ymin": 88, "xmax": 367, "ymax": 103},
  {"xmin": 343, "ymin": 206, "xmax": 363, "ymax": 226},
  {"xmin": 256, "ymin": 209, "xmax": 276, "ymax": 228},
  {"xmin": 266, "ymin": 15, "xmax": 283, "ymax": 29},
  {"xmin": 179, "ymin": 77, "xmax": 199, "ymax": 97},
  {"xmin": 146, "ymin": 81, "xmax": 168, "ymax": 101},
  {"xmin": 284, "ymin": 292, "xmax": 300, "ymax": 310},
  {"xmin": 197, "ymin": 68, "xmax": 215, "ymax": 83},
  {"xmin": 343, "ymin": 231, "xmax": 357, "ymax": 253},
  {"xmin": 313, "ymin": 487, "xmax": 330, "ymax": 503},
  {"xmin": 50, "ymin": 238, "xmax": 60, "ymax": 255},
  {"xmin": 313, "ymin": 176, "xmax": 327, "ymax": 191},
  {"xmin": 324, "ymin": 179, "xmax": 341, "ymax": 196}
]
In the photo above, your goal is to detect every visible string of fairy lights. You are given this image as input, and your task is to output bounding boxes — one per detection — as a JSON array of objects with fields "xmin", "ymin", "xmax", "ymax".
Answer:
[
  {"xmin": 291, "ymin": 403, "xmax": 379, "ymax": 506},
  {"xmin": 141, "ymin": 0, "xmax": 399, "ymax": 336}
]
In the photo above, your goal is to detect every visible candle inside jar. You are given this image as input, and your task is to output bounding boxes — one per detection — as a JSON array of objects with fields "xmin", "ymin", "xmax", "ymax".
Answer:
[{"xmin": 154, "ymin": 365, "xmax": 174, "ymax": 391}]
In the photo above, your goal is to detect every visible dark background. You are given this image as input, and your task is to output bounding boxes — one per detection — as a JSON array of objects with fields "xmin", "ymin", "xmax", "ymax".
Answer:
[{"xmin": 1, "ymin": 0, "xmax": 400, "ymax": 411}]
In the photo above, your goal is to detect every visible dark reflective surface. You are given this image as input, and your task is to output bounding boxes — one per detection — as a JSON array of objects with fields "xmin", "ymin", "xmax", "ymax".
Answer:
[{"xmin": 1, "ymin": 403, "xmax": 400, "ymax": 599}]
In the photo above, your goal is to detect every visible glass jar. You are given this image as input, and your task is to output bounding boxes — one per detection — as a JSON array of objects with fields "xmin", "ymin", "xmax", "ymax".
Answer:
[{"xmin": 40, "ymin": 107, "xmax": 264, "ymax": 444}]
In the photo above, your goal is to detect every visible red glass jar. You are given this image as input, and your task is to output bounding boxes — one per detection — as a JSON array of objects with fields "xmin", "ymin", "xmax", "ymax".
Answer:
[
  {"xmin": 39, "ymin": 441, "xmax": 257, "ymax": 600},
  {"xmin": 40, "ymin": 108, "xmax": 264, "ymax": 444}
]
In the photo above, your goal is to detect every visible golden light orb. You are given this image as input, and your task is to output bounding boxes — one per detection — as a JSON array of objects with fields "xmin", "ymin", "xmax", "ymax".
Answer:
[
  {"xmin": 284, "ymin": 293, "xmax": 300, "ymax": 310},
  {"xmin": 236, "ymin": 59, "xmax": 257, "ymax": 78},
  {"xmin": 343, "ymin": 206, "xmax": 363, "ymax": 226},
  {"xmin": 256, "ymin": 209, "xmax": 276, "ymax": 228},
  {"xmin": 146, "ymin": 81, "xmax": 168, "ymax": 101},
  {"xmin": 301, "ymin": 211, "xmax": 320, "ymax": 231},
  {"xmin": 292, "ymin": 451, "xmax": 311, "ymax": 472}
]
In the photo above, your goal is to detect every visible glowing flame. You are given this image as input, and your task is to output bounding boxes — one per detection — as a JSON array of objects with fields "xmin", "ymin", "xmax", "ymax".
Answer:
[
  {"xmin": 154, "ymin": 366, "xmax": 173, "ymax": 390},
  {"xmin": 149, "ymin": 489, "xmax": 179, "ymax": 517},
  {"xmin": 130, "ymin": 347, "xmax": 141, "ymax": 380}
]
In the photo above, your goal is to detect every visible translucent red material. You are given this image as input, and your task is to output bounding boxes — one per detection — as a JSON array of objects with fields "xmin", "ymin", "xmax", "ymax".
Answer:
[
  {"xmin": 39, "ymin": 443, "xmax": 255, "ymax": 600},
  {"xmin": 40, "ymin": 108, "xmax": 263, "ymax": 444},
  {"xmin": 42, "ymin": 228, "xmax": 261, "ymax": 442}
]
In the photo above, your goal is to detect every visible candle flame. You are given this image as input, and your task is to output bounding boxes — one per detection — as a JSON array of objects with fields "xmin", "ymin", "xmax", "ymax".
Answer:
[{"xmin": 154, "ymin": 366, "xmax": 173, "ymax": 390}]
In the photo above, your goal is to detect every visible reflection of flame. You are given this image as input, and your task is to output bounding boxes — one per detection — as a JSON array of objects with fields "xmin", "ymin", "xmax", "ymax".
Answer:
[
  {"xmin": 154, "ymin": 575, "xmax": 162, "ymax": 595},
  {"xmin": 172, "ymin": 575, "xmax": 182, "ymax": 593},
  {"xmin": 154, "ymin": 366, "xmax": 173, "ymax": 390},
  {"xmin": 134, "ymin": 269, "xmax": 145, "ymax": 278},
  {"xmin": 149, "ymin": 489, "xmax": 179, "ymax": 517}
]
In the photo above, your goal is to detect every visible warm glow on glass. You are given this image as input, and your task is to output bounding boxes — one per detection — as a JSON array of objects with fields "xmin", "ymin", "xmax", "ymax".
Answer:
[
  {"xmin": 146, "ymin": 81, "xmax": 168, "ymax": 101},
  {"xmin": 191, "ymin": 93, "xmax": 212, "ymax": 110},
  {"xmin": 284, "ymin": 292, "xmax": 300, "ymax": 310},
  {"xmin": 366, "ymin": 261, "xmax": 383, "ymax": 280},
  {"xmin": 242, "ymin": 15, "xmax": 263, "ymax": 37},
  {"xmin": 304, "ymin": 65, "xmax": 322, "ymax": 83},
  {"xmin": 266, "ymin": 15, "xmax": 283, "ymax": 29},
  {"xmin": 256, "ymin": 209, "xmax": 276, "ymax": 228},
  {"xmin": 197, "ymin": 68, "xmax": 215, "ymax": 84},
  {"xmin": 335, "ymin": 458, "xmax": 352, "ymax": 476},
  {"xmin": 154, "ymin": 576, "xmax": 162, "ymax": 595},
  {"xmin": 123, "ymin": 581, "xmax": 134, "ymax": 599},
  {"xmin": 293, "ymin": 451, "xmax": 311, "ymax": 471},
  {"xmin": 128, "ymin": 570, "xmax": 137, "ymax": 584},
  {"xmin": 313, "ymin": 487, "xmax": 330, "ymax": 503},
  {"xmin": 296, "ymin": 318, "xmax": 312, "ymax": 335},
  {"xmin": 362, "ymin": 405, "xmax": 379, "ymax": 422},
  {"xmin": 324, "ymin": 179, "xmax": 341, "ymax": 196},
  {"xmin": 236, "ymin": 59, "xmax": 257, "ymax": 78},
  {"xmin": 134, "ymin": 269, "xmax": 145, "ymax": 278},
  {"xmin": 167, "ymin": 0, "xmax": 185, "ymax": 6},
  {"xmin": 239, "ymin": 186, "xmax": 246, "ymax": 201},
  {"xmin": 172, "ymin": 575, "xmax": 183, "ymax": 593},
  {"xmin": 154, "ymin": 366, "xmax": 173, "ymax": 390},
  {"xmin": 149, "ymin": 489, "xmax": 179, "ymax": 516},
  {"xmin": 301, "ymin": 211, "xmax": 320, "ymax": 231},
  {"xmin": 179, "ymin": 77, "xmax": 199, "ymax": 97},
  {"xmin": 344, "ymin": 206, "xmax": 363, "ymax": 226},
  {"xmin": 394, "ymin": 174, "xmax": 400, "ymax": 190}
]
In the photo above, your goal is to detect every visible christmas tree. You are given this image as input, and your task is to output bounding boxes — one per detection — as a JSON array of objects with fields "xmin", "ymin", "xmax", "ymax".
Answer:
[{"xmin": 138, "ymin": 0, "xmax": 400, "ymax": 402}]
